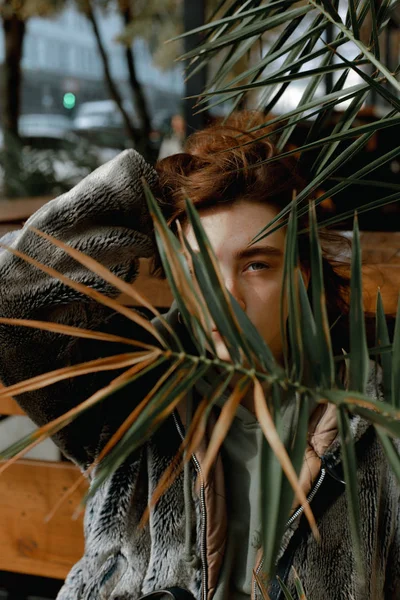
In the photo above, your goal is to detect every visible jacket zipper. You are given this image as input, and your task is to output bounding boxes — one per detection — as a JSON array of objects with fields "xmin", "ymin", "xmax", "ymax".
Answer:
[
  {"xmin": 173, "ymin": 412, "xmax": 208, "ymax": 600},
  {"xmin": 253, "ymin": 467, "xmax": 326, "ymax": 599}
]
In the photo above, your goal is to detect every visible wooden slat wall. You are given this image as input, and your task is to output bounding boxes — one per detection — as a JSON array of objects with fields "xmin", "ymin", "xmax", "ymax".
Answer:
[
  {"xmin": 0, "ymin": 460, "xmax": 87, "ymax": 579},
  {"xmin": 363, "ymin": 264, "xmax": 399, "ymax": 315},
  {"xmin": 0, "ymin": 387, "xmax": 24, "ymax": 416}
]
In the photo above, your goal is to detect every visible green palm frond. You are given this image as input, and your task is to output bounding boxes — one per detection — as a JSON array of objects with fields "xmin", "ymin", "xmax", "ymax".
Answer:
[
  {"xmin": 0, "ymin": 2, "xmax": 399, "ymax": 597},
  {"xmin": 179, "ymin": 0, "xmax": 399, "ymax": 236},
  {"xmin": 376, "ymin": 290, "xmax": 393, "ymax": 404},
  {"xmin": 348, "ymin": 214, "xmax": 369, "ymax": 393},
  {"xmin": 1, "ymin": 184, "xmax": 399, "ymax": 592}
]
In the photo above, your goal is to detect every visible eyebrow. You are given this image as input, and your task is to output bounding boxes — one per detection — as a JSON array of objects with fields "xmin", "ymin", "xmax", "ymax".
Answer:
[
  {"xmin": 235, "ymin": 244, "xmax": 283, "ymax": 260},
  {"xmin": 192, "ymin": 244, "xmax": 283, "ymax": 259}
]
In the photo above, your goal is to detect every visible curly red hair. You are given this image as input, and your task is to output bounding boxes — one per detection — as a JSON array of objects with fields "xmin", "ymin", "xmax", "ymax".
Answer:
[{"xmin": 156, "ymin": 112, "xmax": 306, "ymax": 225}]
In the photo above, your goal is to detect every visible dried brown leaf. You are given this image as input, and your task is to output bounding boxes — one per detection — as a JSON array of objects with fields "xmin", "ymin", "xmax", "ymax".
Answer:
[
  {"xmin": 254, "ymin": 568, "xmax": 272, "ymax": 600},
  {"xmin": 0, "ymin": 239, "xmax": 166, "ymax": 348},
  {"xmin": 253, "ymin": 378, "xmax": 319, "ymax": 540},
  {"xmin": 0, "ymin": 352, "xmax": 156, "ymax": 399},
  {"xmin": 142, "ymin": 394, "xmax": 211, "ymax": 523},
  {"xmin": 30, "ymin": 227, "xmax": 179, "ymax": 345},
  {"xmin": 201, "ymin": 376, "xmax": 252, "ymax": 481},
  {"xmin": 30, "ymin": 228, "xmax": 162, "ymax": 319},
  {"xmin": 44, "ymin": 354, "xmax": 162, "ymax": 523},
  {"xmin": 176, "ymin": 220, "xmax": 214, "ymax": 336},
  {"xmin": 0, "ymin": 317, "xmax": 155, "ymax": 351},
  {"xmin": 94, "ymin": 355, "xmax": 185, "ymax": 467},
  {"xmin": 0, "ymin": 353, "xmax": 160, "ymax": 475},
  {"xmin": 153, "ymin": 219, "xmax": 205, "ymax": 324}
]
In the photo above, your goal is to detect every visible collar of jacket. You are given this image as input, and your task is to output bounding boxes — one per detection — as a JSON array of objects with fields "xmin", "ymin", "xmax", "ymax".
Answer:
[{"xmin": 151, "ymin": 304, "xmax": 383, "ymax": 599}]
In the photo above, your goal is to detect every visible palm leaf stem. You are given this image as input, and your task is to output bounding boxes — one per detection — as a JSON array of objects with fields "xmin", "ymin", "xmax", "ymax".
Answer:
[
  {"xmin": 331, "ymin": 48, "xmax": 400, "ymax": 111},
  {"xmin": 3, "ymin": 341, "xmax": 400, "ymax": 461}
]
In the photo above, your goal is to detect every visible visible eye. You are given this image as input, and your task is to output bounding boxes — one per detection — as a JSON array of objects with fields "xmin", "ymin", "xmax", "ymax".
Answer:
[{"xmin": 246, "ymin": 262, "xmax": 270, "ymax": 272}]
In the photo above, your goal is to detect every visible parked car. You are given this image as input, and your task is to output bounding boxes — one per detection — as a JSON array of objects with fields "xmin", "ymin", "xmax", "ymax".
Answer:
[
  {"xmin": 73, "ymin": 100, "xmax": 173, "ymax": 156},
  {"xmin": 17, "ymin": 112, "xmax": 120, "ymax": 164},
  {"xmin": 18, "ymin": 113, "xmax": 74, "ymax": 148},
  {"xmin": 73, "ymin": 100, "xmax": 141, "ymax": 150}
]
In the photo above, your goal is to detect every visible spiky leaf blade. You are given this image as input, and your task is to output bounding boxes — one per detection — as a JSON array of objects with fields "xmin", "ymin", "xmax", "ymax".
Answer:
[
  {"xmin": 349, "ymin": 215, "xmax": 369, "ymax": 393},
  {"xmin": 376, "ymin": 290, "xmax": 392, "ymax": 404},
  {"xmin": 309, "ymin": 202, "xmax": 334, "ymax": 387}
]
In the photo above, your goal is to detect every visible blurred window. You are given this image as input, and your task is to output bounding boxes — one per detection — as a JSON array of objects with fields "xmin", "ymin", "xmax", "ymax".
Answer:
[
  {"xmin": 37, "ymin": 37, "xmax": 46, "ymax": 69},
  {"xmin": 59, "ymin": 43, "xmax": 71, "ymax": 72},
  {"xmin": 24, "ymin": 37, "xmax": 39, "ymax": 68}
]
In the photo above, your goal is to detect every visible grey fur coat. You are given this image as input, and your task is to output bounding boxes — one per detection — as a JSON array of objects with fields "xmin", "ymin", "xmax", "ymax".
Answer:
[{"xmin": 0, "ymin": 150, "xmax": 398, "ymax": 600}]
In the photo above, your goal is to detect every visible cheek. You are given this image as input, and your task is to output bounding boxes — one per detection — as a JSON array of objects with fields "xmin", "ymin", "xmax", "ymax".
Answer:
[{"xmin": 246, "ymin": 277, "xmax": 283, "ymax": 316}]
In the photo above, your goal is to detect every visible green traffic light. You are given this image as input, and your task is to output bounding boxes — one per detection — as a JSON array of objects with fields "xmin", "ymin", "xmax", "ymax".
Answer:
[{"xmin": 63, "ymin": 92, "xmax": 76, "ymax": 110}]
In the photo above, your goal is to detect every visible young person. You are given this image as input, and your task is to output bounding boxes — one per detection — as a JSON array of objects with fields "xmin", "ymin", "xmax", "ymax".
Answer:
[{"xmin": 0, "ymin": 114, "xmax": 398, "ymax": 600}]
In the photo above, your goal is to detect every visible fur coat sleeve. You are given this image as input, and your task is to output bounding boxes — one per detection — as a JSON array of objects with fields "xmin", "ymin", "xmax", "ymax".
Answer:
[{"xmin": 0, "ymin": 150, "xmax": 162, "ymax": 468}]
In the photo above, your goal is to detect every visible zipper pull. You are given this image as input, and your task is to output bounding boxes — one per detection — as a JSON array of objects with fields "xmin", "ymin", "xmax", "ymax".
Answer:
[{"xmin": 321, "ymin": 456, "xmax": 346, "ymax": 485}]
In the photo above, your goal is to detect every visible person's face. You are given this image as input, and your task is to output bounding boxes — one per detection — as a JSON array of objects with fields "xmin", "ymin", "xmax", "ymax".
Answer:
[
  {"xmin": 171, "ymin": 115, "xmax": 185, "ymax": 137},
  {"xmin": 184, "ymin": 199, "xmax": 287, "ymax": 363}
]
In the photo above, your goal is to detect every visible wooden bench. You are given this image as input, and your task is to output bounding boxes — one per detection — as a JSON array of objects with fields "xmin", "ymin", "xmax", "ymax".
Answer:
[
  {"xmin": 0, "ymin": 368, "xmax": 86, "ymax": 579},
  {"xmin": 0, "ymin": 457, "xmax": 87, "ymax": 580}
]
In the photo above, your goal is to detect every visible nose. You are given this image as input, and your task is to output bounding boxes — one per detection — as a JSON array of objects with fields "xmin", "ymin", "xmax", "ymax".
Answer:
[{"xmin": 224, "ymin": 277, "xmax": 246, "ymax": 312}]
